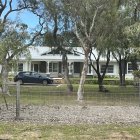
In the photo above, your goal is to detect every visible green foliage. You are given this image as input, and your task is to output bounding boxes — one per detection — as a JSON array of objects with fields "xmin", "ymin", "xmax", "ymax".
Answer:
[
  {"xmin": 0, "ymin": 22, "xmax": 31, "ymax": 81},
  {"xmin": 133, "ymin": 70, "xmax": 140, "ymax": 78},
  {"xmin": 70, "ymin": 78, "xmax": 133, "ymax": 85}
]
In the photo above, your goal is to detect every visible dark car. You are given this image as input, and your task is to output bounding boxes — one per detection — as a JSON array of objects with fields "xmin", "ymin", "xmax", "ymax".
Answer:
[{"xmin": 14, "ymin": 71, "xmax": 53, "ymax": 85}]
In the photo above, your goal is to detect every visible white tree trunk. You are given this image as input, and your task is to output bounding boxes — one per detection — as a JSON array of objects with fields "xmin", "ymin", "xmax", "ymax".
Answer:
[{"xmin": 77, "ymin": 54, "xmax": 88, "ymax": 101}]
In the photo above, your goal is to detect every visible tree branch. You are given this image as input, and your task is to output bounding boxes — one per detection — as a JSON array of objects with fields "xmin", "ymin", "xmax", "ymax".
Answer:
[
  {"xmin": 7, "ymin": 17, "xmax": 45, "ymax": 61},
  {"xmin": 75, "ymin": 24, "xmax": 86, "ymax": 48},
  {"xmin": 2, "ymin": 0, "xmax": 36, "ymax": 24},
  {"xmin": 89, "ymin": 5, "xmax": 102, "ymax": 37},
  {"xmin": 0, "ymin": 0, "xmax": 7, "ymax": 16},
  {"xmin": 89, "ymin": 7, "xmax": 98, "ymax": 35}
]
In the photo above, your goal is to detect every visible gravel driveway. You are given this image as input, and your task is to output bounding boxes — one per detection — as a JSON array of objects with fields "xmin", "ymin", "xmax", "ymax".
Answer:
[{"xmin": 1, "ymin": 104, "xmax": 140, "ymax": 125}]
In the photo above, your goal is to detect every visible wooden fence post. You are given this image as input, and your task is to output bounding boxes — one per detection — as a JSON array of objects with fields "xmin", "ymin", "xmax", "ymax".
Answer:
[{"xmin": 16, "ymin": 81, "xmax": 20, "ymax": 120}]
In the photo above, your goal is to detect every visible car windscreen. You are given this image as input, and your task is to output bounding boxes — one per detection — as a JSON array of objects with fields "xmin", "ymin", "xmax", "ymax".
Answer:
[{"xmin": 19, "ymin": 72, "xmax": 30, "ymax": 76}]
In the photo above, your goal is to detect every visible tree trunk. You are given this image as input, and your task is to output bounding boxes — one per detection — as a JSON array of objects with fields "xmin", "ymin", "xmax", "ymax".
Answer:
[
  {"xmin": 119, "ymin": 61, "xmax": 123, "ymax": 86},
  {"xmin": 98, "ymin": 76, "xmax": 104, "ymax": 92},
  {"xmin": 121, "ymin": 74, "xmax": 126, "ymax": 86},
  {"xmin": 90, "ymin": 50, "xmax": 110, "ymax": 92},
  {"xmin": 65, "ymin": 70, "xmax": 73, "ymax": 94},
  {"xmin": 62, "ymin": 52, "xmax": 73, "ymax": 94},
  {"xmin": 119, "ymin": 60, "xmax": 127, "ymax": 86},
  {"xmin": 77, "ymin": 53, "xmax": 89, "ymax": 101},
  {"xmin": 1, "ymin": 59, "xmax": 9, "ymax": 94},
  {"xmin": 122, "ymin": 60, "xmax": 127, "ymax": 86}
]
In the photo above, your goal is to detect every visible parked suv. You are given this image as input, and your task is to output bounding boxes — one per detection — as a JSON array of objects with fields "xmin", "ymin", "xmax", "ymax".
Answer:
[{"xmin": 14, "ymin": 71, "xmax": 53, "ymax": 85}]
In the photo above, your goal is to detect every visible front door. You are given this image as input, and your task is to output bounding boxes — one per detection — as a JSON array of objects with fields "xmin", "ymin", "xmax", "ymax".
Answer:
[{"xmin": 34, "ymin": 64, "xmax": 39, "ymax": 72}]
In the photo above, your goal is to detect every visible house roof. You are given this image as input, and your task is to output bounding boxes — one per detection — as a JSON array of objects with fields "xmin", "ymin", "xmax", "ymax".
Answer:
[{"xmin": 19, "ymin": 46, "xmax": 116, "ymax": 62}]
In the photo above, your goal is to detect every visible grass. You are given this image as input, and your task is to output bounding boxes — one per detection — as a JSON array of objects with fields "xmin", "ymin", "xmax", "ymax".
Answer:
[
  {"xmin": 0, "ymin": 84, "xmax": 139, "ymax": 106},
  {"xmin": 0, "ymin": 84, "xmax": 140, "ymax": 139},
  {"xmin": 0, "ymin": 122, "xmax": 140, "ymax": 139}
]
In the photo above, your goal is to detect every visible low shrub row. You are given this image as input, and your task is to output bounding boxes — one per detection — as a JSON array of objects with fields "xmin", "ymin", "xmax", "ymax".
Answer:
[{"xmin": 70, "ymin": 78, "xmax": 134, "ymax": 85}]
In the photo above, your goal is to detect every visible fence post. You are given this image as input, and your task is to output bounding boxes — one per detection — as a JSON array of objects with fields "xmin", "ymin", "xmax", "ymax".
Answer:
[{"xmin": 15, "ymin": 81, "xmax": 20, "ymax": 120}]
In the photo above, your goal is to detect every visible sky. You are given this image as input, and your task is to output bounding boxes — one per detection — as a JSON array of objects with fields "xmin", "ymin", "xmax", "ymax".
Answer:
[
  {"xmin": 2, "ymin": 0, "xmax": 39, "ymax": 29},
  {"xmin": 9, "ymin": 10, "xmax": 39, "ymax": 29}
]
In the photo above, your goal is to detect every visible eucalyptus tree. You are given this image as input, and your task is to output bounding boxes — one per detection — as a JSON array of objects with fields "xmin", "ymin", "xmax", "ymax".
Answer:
[
  {"xmin": 124, "ymin": 22, "xmax": 140, "ymax": 71},
  {"xmin": 32, "ymin": 0, "xmax": 76, "ymax": 94},
  {"xmin": 89, "ymin": 49, "xmax": 110, "ymax": 92},
  {"xmin": 43, "ymin": 31, "xmax": 78, "ymax": 94},
  {"xmin": 88, "ymin": 1, "xmax": 120, "ymax": 92},
  {"xmin": 111, "ymin": 0, "xmax": 140, "ymax": 86},
  {"xmin": 63, "ymin": 0, "xmax": 112, "ymax": 100},
  {"xmin": 0, "ymin": 0, "xmax": 44, "ymax": 93},
  {"xmin": 124, "ymin": 1, "xmax": 140, "ymax": 71}
]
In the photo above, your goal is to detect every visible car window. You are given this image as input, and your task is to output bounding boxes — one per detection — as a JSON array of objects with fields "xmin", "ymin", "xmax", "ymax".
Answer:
[
  {"xmin": 40, "ymin": 73, "xmax": 47, "ymax": 77},
  {"xmin": 23, "ymin": 72, "xmax": 31, "ymax": 76},
  {"xmin": 18, "ymin": 72, "xmax": 23, "ymax": 76},
  {"xmin": 31, "ymin": 72, "xmax": 40, "ymax": 76}
]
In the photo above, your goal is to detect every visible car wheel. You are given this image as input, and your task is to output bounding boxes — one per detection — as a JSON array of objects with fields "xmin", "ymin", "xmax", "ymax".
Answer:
[
  {"xmin": 18, "ymin": 79, "xmax": 23, "ymax": 85},
  {"xmin": 43, "ymin": 80, "xmax": 48, "ymax": 86}
]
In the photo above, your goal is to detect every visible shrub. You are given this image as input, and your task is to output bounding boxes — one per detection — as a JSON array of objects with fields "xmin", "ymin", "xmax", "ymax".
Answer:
[
  {"xmin": 133, "ymin": 70, "xmax": 140, "ymax": 78},
  {"xmin": 70, "ymin": 78, "xmax": 133, "ymax": 85}
]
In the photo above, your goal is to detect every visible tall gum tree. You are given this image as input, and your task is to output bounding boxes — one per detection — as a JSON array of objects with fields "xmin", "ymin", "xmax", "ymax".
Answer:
[
  {"xmin": 0, "ymin": 0, "xmax": 44, "ymax": 94},
  {"xmin": 87, "ymin": 2, "xmax": 117, "ymax": 92},
  {"xmin": 33, "ymin": 0, "xmax": 75, "ymax": 94},
  {"xmin": 89, "ymin": 48, "xmax": 110, "ymax": 92},
  {"xmin": 110, "ymin": 0, "xmax": 140, "ymax": 86},
  {"xmin": 64, "ymin": 0, "xmax": 110, "ymax": 100},
  {"xmin": 124, "ymin": 0, "xmax": 140, "ymax": 71}
]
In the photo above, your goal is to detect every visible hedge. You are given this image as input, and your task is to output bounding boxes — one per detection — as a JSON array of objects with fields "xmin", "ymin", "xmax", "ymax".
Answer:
[{"xmin": 70, "ymin": 78, "xmax": 133, "ymax": 85}]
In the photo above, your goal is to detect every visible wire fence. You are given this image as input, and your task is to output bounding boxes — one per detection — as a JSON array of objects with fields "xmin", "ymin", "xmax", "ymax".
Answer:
[{"xmin": 0, "ymin": 82, "xmax": 140, "ymax": 121}]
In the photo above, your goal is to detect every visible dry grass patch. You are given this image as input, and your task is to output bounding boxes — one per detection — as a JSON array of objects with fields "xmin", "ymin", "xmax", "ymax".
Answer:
[
  {"xmin": 18, "ymin": 131, "xmax": 42, "ymax": 140},
  {"xmin": 0, "ymin": 134, "xmax": 14, "ymax": 140},
  {"xmin": 109, "ymin": 131, "xmax": 134, "ymax": 140},
  {"xmin": 47, "ymin": 131, "xmax": 65, "ymax": 140}
]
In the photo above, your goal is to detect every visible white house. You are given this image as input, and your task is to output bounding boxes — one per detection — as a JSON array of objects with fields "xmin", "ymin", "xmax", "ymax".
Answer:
[{"xmin": 10, "ymin": 46, "xmax": 139, "ymax": 79}]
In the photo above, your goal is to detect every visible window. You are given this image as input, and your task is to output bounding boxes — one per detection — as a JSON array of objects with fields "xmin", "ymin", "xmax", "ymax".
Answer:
[
  {"xmin": 49, "ymin": 63, "xmax": 58, "ymax": 72},
  {"xmin": 101, "ymin": 65, "xmax": 114, "ymax": 73},
  {"xmin": 34, "ymin": 64, "xmax": 39, "ymax": 72},
  {"xmin": 18, "ymin": 63, "xmax": 23, "ymax": 72},
  {"xmin": 74, "ymin": 62, "xmax": 80, "ymax": 73},
  {"xmin": 23, "ymin": 72, "xmax": 30, "ymax": 76},
  {"xmin": 88, "ymin": 64, "xmax": 92, "ymax": 74},
  {"xmin": 107, "ymin": 65, "xmax": 114, "ymax": 73},
  {"xmin": 128, "ymin": 63, "xmax": 133, "ymax": 73},
  {"xmin": 31, "ymin": 64, "xmax": 39, "ymax": 72},
  {"xmin": 101, "ymin": 65, "xmax": 106, "ymax": 73}
]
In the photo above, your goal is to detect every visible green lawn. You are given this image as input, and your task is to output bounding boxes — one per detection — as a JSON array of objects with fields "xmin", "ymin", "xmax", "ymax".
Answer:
[
  {"xmin": 0, "ymin": 122, "xmax": 140, "ymax": 139},
  {"xmin": 0, "ymin": 84, "xmax": 139, "ymax": 106},
  {"xmin": 0, "ymin": 84, "xmax": 140, "ymax": 139}
]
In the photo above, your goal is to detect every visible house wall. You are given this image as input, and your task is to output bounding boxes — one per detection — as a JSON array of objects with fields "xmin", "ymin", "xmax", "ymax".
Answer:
[
  {"xmin": 15, "ymin": 46, "xmax": 139, "ymax": 79},
  {"xmin": 90, "ymin": 62, "xmax": 119, "ymax": 77},
  {"xmin": 24, "ymin": 62, "xmax": 29, "ymax": 71},
  {"xmin": 17, "ymin": 60, "xmax": 137, "ymax": 79}
]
